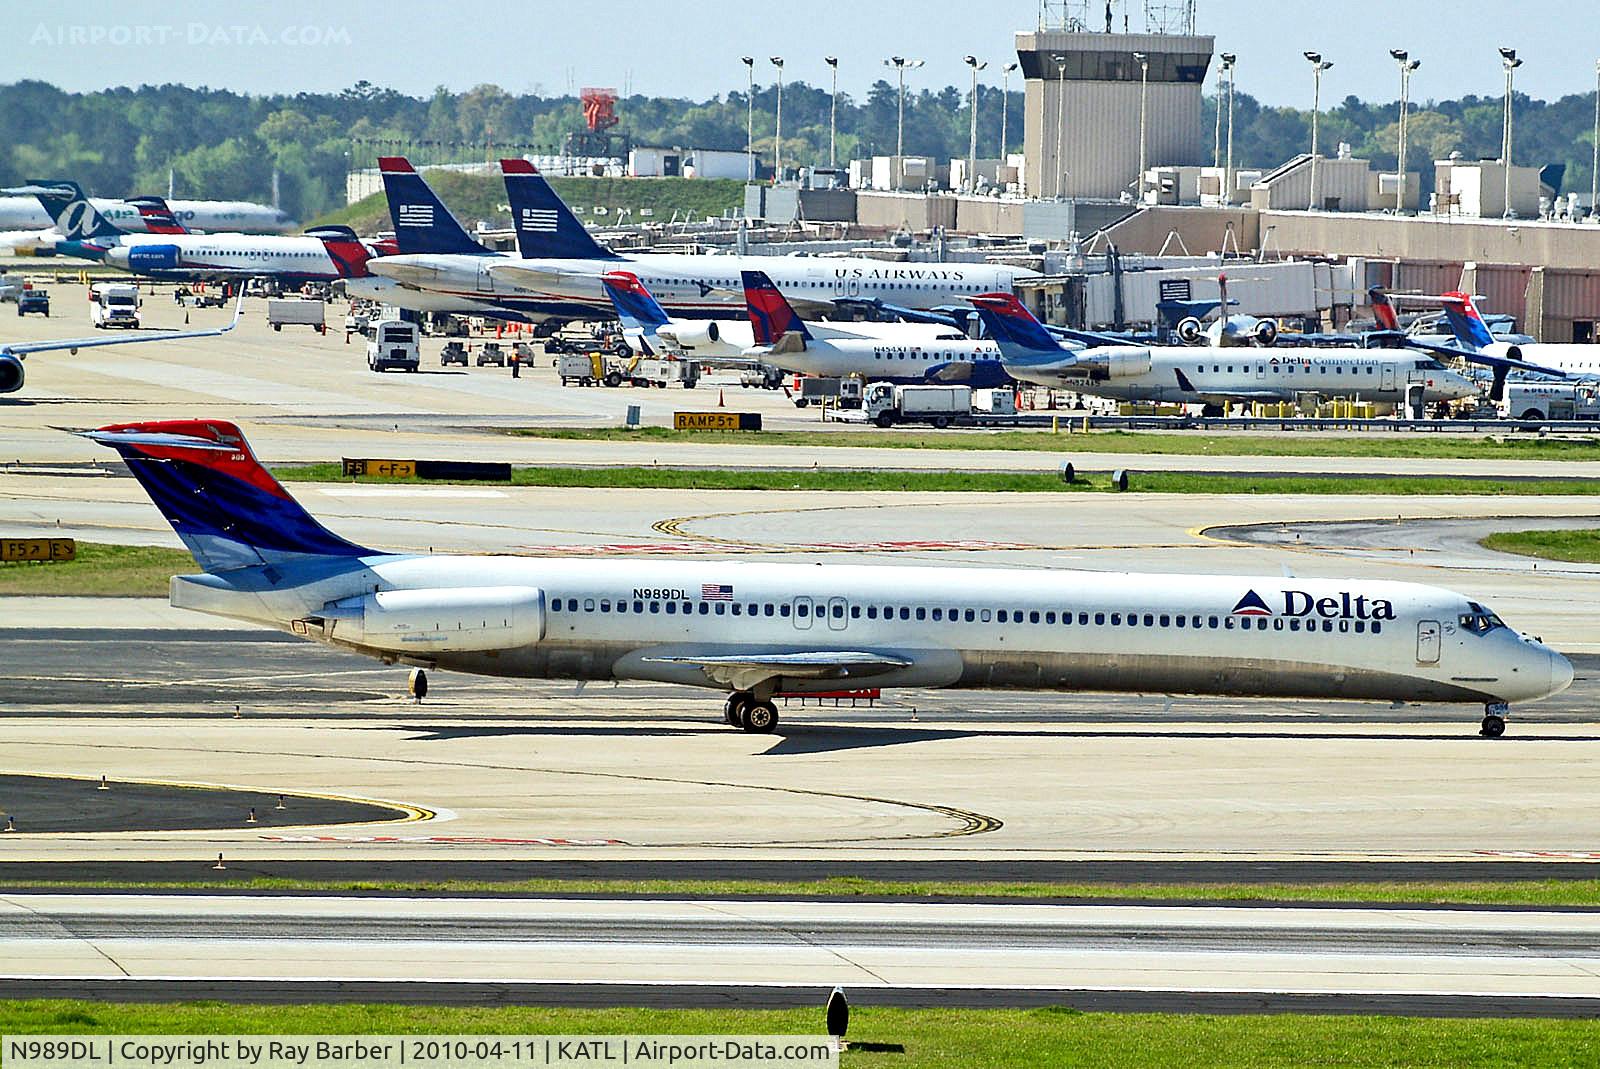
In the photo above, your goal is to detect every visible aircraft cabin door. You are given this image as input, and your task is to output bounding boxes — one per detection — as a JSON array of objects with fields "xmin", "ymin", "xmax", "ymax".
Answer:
[
  {"xmin": 1381, "ymin": 363, "xmax": 1396, "ymax": 392},
  {"xmin": 476, "ymin": 262, "xmax": 495, "ymax": 294},
  {"xmin": 826, "ymin": 597, "xmax": 848, "ymax": 631},
  {"xmin": 792, "ymin": 597, "xmax": 816, "ymax": 630},
  {"xmin": 1416, "ymin": 620, "xmax": 1441, "ymax": 665}
]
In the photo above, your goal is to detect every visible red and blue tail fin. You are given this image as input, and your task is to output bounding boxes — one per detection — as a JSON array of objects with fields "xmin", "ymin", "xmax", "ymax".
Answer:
[
  {"xmin": 85, "ymin": 420, "xmax": 372, "ymax": 573},
  {"xmin": 741, "ymin": 270, "xmax": 810, "ymax": 346},
  {"xmin": 968, "ymin": 293, "xmax": 1062, "ymax": 355},
  {"xmin": 379, "ymin": 157, "xmax": 489, "ymax": 257},
  {"xmin": 1368, "ymin": 287, "xmax": 1400, "ymax": 332},
  {"xmin": 500, "ymin": 159, "xmax": 620, "ymax": 260},
  {"xmin": 126, "ymin": 196, "xmax": 190, "ymax": 235},
  {"xmin": 306, "ymin": 225, "xmax": 375, "ymax": 279},
  {"xmin": 602, "ymin": 271, "xmax": 671, "ymax": 330},
  {"xmin": 1439, "ymin": 291, "xmax": 1496, "ymax": 351}
]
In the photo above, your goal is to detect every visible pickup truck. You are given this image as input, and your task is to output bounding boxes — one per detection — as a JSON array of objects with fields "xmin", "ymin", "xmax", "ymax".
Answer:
[{"xmin": 16, "ymin": 287, "xmax": 49, "ymax": 316}]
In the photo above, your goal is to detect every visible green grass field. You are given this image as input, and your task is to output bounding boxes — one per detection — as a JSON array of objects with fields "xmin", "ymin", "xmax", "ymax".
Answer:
[
  {"xmin": 4, "ymin": 1001, "xmax": 1597, "ymax": 1068},
  {"xmin": 4, "ymin": 877, "xmax": 1600, "ymax": 909},
  {"xmin": 273, "ymin": 464, "xmax": 1600, "ymax": 496},
  {"xmin": 0, "ymin": 542, "xmax": 194, "ymax": 596},
  {"xmin": 1482, "ymin": 529, "xmax": 1600, "ymax": 563},
  {"xmin": 312, "ymin": 171, "xmax": 743, "ymax": 234},
  {"xmin": 509, "ymin": 426, "xmax": 1600, "ymax": 460}
]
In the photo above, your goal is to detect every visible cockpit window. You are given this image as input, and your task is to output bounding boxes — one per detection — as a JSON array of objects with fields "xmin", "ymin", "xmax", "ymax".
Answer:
[
  {"xmin": 1459, "ymin": 602, "xmax": 1506, "ymax": 635},
  {"xmin": 1415, "ymin": 358, "xmax": 1446, "ymax": 370}
]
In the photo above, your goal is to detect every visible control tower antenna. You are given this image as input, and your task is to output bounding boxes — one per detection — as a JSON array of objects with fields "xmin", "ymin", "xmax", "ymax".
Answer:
[
  {"xmin": 1144, "ymin": 0, "xmax": 1197, "ymax": 35},
  {"xmin": 1039, "ymin": 1, "xmax": 1094, "ymax": 32}
]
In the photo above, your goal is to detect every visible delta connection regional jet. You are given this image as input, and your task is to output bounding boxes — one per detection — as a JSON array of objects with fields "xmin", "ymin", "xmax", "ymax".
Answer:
[{"xmin": 88, "ymin": 419, "xmax": 1571, "ymax": 738}]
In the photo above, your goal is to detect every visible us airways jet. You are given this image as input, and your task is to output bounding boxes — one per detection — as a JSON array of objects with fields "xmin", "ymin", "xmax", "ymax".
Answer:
[
  {"xmin": 87, "ymin": 418, "xmax": 1567, "ymax": 737},
  {"xmin": 2, "ymin": 293, "xmax": 243, "ymax": 397},
  {"xmin": 740, "ymin": 270, "xmax": 1009, "ymax": 386},
  {"xmin": 24, "ymin": 180, "xmax": 377, "ymax": 286},
  {"xmin": 364, "ymin": 157, "xmax": 1034, "ymax": 331},
  {"xmin": 971, "ymin": 293, "xmax": 1478, "ymax": 415}
]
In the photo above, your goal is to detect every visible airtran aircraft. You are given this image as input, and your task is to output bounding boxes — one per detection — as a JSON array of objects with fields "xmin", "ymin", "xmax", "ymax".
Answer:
[{"xmin": 88, "ymin": 419, "xmax": 1569, "ymax": 738}]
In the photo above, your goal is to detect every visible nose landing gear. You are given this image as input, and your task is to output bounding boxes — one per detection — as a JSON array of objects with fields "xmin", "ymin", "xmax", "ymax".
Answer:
[
  {"xmin": 723, "ymin": 690, "xmax": 779, "ymax": 733},
  {"xmin": 1481, "ymin": 703, "xmax": 1509, "ymax": 738}
]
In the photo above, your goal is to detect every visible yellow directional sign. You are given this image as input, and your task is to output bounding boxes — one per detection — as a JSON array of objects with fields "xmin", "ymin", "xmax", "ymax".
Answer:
[
  {"xmin": 341, "ymin": 459, "xmax": 417, "ymax": 479},
  {"xmin": 674, "ymin": 412, "xmax": 762, "ymax": 431},
  {"xmin": 1, "ymin": 538, "xmax": 76, "ymax": 562}
]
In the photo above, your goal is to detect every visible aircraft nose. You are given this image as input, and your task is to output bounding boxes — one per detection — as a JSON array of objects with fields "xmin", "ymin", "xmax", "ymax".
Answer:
[{"xmin": 1549, "ymin": 648, "xmax": 1575, "ymax": 697}]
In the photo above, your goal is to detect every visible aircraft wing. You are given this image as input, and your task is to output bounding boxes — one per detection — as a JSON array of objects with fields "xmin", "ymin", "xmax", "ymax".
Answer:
[
  {"xmin": 643, "ymin": 650, "xmax": 913, "ymax": 691},
  {"xmin": 1399, "ymin": 337, "xmax": 1569, "ymax": 380},
  {"xmin": 831, "ymin": 298, "xmax": 967, "ymax": 329},
  {"xmin": 2, "ymin": 291, "xmax": 244, "ymax": 359},
  {"xmin": 486, "ymin": 261, "xmax": 599, "ymax": 288}
]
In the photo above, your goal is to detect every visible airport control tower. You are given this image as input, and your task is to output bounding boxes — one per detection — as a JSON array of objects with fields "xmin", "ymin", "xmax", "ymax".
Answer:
[{"xmin": 1019, "ymin": 1, "xmax": 1213, "ymax": 200}]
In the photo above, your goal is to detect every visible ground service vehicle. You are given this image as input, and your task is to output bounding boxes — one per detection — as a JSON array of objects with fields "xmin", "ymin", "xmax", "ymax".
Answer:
[
  {"xmin": 267, "ymin": 297, "xmax": 327, "ymax": 334},
  {"xmin": 865, "ymin": 383, "xmax": 972, "ymax": 428},
  {"xmin": 17, "ymin": 287, "xmax": 49, "ymax": 316},
  {"xmin": 795, "ymin": 376, "xmax": 862, "ymax": 409},
  {"xmin": 367, "ymin": 319, "xmax": 420, "ymax": 372},
  {"xmin": 89, "ymin": 283, "xmax": 141, "ymax": 328},
  {"xmin": 1498, "ymin": 381, "xmax": 1600, "ymax": 421},
  {"xmin": 440, "ymin": 341, "xmax": 468, "ymax": 366},
  {"xmin": 477, "ymin": 342, "xmax": 507, "ymax": 367},
  {"xmin": 558, "ymin": 352, "xmax": 620, "ymax": 387}
]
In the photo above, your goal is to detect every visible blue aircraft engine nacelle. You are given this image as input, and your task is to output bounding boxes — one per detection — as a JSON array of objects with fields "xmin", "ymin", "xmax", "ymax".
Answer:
[
  {"xmin": 0, "ymin": 354, "xmax": 24, "ymax": 394},
  {"xmin": 119, "ymin": 244, "xmax": 182, "ymax": 272}
]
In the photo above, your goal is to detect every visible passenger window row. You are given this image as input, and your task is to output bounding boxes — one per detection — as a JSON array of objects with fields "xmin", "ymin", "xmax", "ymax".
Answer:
[{"xmin": 547, "ymin": 598, "xmax": 1381, "ymax": 635}]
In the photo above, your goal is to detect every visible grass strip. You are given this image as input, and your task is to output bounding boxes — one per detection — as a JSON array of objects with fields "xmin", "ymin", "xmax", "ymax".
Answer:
[
  {"xmin": 0, "ymin": 542, "xmax": 193, "ymax": 597},
  {"xmin": 274, "ymin": 464, "xmax": 1600, "ymax": 496},
  {"xmin": 3, "ymin": 1000, "xmax": 1597, "ymax": 1067},
  {"xmin": 1482, "ymin": 529, "xmax": 1600, "ymax": 563},
  {"xmin": 510, "ymin": 426, "xmax": 1600, "ymax": 460},
  {"xmin": 4, "ymin": 877, "xmax": 1600, "ymax": 908}
]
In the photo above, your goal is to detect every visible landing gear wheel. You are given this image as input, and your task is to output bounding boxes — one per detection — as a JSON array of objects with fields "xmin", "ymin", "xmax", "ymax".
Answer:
[
  {"xmin": 724, "ymin": 691, "xmax": 752, "ymax": 727},
  {"xmin": 407, "ymin": 668, "xmax": 429, "ymax": 701},
  {"xmin": 742, "ymin": 701, "xmax": 779, "ymax": 733},
  {"xmin": 1480, "ymin": 714, "xmax": 1506, "ymax": 738}
]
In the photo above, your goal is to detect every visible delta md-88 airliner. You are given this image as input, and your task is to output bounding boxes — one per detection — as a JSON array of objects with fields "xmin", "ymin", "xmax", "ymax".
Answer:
[{"xmin": 89, "ymin": 420, "xmax": 1569, "ymax": 738}]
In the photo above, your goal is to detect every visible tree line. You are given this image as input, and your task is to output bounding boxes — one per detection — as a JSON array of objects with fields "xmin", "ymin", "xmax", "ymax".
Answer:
[{"xmin": 1, "ymin": 77, "xmax": 1596, "ymax": 222}]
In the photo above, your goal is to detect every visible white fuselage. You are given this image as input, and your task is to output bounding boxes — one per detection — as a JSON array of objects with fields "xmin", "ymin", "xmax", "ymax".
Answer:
[
  {"xmin": 1009, "ymin": 347, "xmax": 1480, "ymax": 405},
  {"xmin": 371, "ymin": 252, "xmax": 1034, "ymax": 323},
  {"xmin": 772, "ymin": 335, "xmax": 1005, "ymax": 382},
  {"xmin": 96, "ymin": 233, "xmax": 346, "ymax": 278},
  {"xmin": 171, "ymin": 554, "xmax": 1568, "ymax": 708},
  {"xmin": 0, "ymin": 196, "xmax": 294, "ymax": 234}
]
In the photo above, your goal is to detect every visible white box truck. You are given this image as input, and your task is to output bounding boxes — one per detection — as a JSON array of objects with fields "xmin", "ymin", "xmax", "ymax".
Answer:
[
  {"xmin": 89, "ymin": 282, "xmax": 141, "ymax": 329},
  {"xmin": 864, "ymin": 383, "xmax": 973, "ymax": 428},
  {"xmin": 1498, "ymin": 381, "xmax": 1600, "ymax": 421},
  {"xmin": 267, "ymin": 297, "xmax": 327, "ymax": 334}
]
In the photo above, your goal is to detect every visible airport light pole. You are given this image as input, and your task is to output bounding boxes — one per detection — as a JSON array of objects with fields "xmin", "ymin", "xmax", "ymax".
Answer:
[
  {"xmin": 1001, "ymin": 62, "xmax": 1019, "ymax": 161},
  {"xmin": 1133, "ymin": 51, "xmax": 1150, "ymax": 203},
  {"xmin": 1391, "ymin": 50, "xmax": 1420, "ymax": 213},
  {"xmin": 825, "ymin": 56, "xmax": 839, "ymax": 169},
  {"xmin": 1221, "ymin": 53, "xmax": 1237, "ymax": 204},
  {"xmin": 1592, "ymin": 59, "xmax": 1599, "ymax": 222},
  {"xmin": 964, "ymin": 55, "xmax": 988, "ymax": 193},
  {"xmin": 884, "ymin": 57, "xmax": 924, "ymax": 164},
  {"xmin": 1304, "ymin": 52, "xmax": 1333, "ymax": 211},
  {"xmin": 742, "ymin": 56, "xmax": 755, "ymax": 181},
  {"xmin": 1501, "ymin": 47, "xmax": 1522, "ymax": 218},
  {"xmin": 770, "ymin": 56, "xmax": 785, "ymax": 183},
  {"xmin": 1054, "ymin": 53, "xmax": 1067, "ymax": 198}
]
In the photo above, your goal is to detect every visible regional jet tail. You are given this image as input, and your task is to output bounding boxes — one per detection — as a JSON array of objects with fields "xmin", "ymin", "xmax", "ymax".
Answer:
[
  {"xmin": 86, "ymin": 418, "xmax": 1570, "ymax": 737},
  {"xmin": 24, "ymin": 179, "xmax": 126, "ymax": 251},
  {"xmin": 378, "ymin": 157, "xmax": 493, "ymax": 256},
  {"xmin": 125, "ymin": 196, "xmax": 191, "ymax": 235},
  {"xmin": 1, "ymin": 292, "xmax": 244, "ymax": 397},
  {"xmin": 501, "ymin": 158, "xmax": 622, "ymax": 261}
]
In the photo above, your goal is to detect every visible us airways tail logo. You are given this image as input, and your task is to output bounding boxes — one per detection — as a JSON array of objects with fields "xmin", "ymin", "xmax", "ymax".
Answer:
[
  {"xmin": 1231, "ymin": 590, "xmax": 1273, "ymax": 616},
  {"xmin": 397, "ymin": 204, "xmax": 434, "ymax": 227}
]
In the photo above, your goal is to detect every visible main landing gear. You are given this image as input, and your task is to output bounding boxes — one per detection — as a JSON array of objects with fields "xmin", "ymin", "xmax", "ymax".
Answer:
[
  {"xmin": 1481, "ymin": 703, "xmax": 1509, "ymax": 738},
  {"xmin": 724, "ymin": 690, "xmax": 779, "ymax": 734}
]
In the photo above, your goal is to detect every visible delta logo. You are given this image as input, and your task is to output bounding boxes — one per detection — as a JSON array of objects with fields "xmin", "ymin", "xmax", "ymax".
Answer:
[{"xmin": 1233, "ymin": 589, "xmax": 1397, "ymax": 621}]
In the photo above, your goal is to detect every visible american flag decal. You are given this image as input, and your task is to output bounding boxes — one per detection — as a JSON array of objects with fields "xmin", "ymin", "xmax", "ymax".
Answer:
[
  {"xmin": 520, "ymin": 208, "xmax": 559, "ymax": 233},
  {"xmin": 701, "ymin": 583, "xmax": 733, "ymax": 601},
  {"xmin": 397, "ymin": 204, "xmax": 434, "ymax": 227}
]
